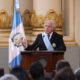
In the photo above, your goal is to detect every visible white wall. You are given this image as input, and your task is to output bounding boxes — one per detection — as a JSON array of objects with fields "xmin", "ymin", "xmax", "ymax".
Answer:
[
  {"xmin": 0, "ymin": 0, "xmax": 12, "ymax": 15},
  {"xmin": 20, "ymin": 0, "xmax": 33, "ymax": 13},
  {"xmin": 34, "ymin": 0, "xmax": 61, "ymax": 15},
  {"xmin": 64, "ymin": 46, "xmax": 80, "ymax": 71},
  {"xmin": 0, "ymin": 48, "xmax": 9, "ymax": 73},
  {"xmin": 0, "ymin": 0, "xmax": 33, "ymax": 14}
]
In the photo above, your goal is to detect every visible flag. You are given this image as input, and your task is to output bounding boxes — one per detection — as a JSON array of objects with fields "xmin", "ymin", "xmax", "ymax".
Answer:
[{"xmin": 8, "ymin": 0, "xmax": 26, "ymax": 69}]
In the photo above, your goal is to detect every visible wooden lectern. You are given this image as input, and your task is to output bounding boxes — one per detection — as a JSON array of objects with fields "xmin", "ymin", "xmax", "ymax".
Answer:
[{"xmin": 21, "ymin": 51, "xmax": 64, "ymax": 72}]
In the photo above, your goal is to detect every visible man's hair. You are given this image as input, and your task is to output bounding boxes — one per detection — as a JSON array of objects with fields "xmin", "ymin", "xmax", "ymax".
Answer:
[
  {"xmin": 10, "ymin": 66, "xmax": 29, "ymax": 80},
  {"xmin": 55, "ymin": 67, "xmax": 75, "ymax": 80},
  {"xmin": 75, "ymin": 68, "xmax": 80, "ymax": 80},
  {"xmin": 0, "ymin": 74, "xmax": 18, "ymax": 80},
  {"xmin": 44, "ymin": 20, "xmax": 56, "ymax": 28},
  {"xmin": 0, "ymin": 68, "xmax": 4, "ymax": 77},
  {"xmin": 29, "ymin": 61, "xmax": 44, "ymax": 80},
  {"xmin": 56, "ymin": 60, "xmax": 71, "ymax": 71}
]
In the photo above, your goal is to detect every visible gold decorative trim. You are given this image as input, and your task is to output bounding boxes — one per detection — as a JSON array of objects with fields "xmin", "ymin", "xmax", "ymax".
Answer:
[
  {"xmin": 65, "ymin": 43, "xmax": 78, "ymax": 46},
  {"xmin": 22, "ymin": 9, "xmax": 31, "ymax": 27},
  {"xmin": 0, "ymin": 0, "xmax": 78, "ymax": 47},
  {"xmin": 0, "ymin": 9, "xmax": 11, "ymax": 28}
]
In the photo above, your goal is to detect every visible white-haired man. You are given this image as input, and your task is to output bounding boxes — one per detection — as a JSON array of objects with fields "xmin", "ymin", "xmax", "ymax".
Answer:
[
  {"xmin": 22, "ymin": 20, "xmax": 66, "ymax": 51},
  {"xmin": 0, "ymin": 74, "xmax": 18, "ymax": 80}
]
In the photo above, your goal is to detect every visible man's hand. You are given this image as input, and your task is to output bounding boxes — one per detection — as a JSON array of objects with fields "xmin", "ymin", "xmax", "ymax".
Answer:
[{"xmin": 22, "ymin": 39, "xmax": 27, "ymax": 48}]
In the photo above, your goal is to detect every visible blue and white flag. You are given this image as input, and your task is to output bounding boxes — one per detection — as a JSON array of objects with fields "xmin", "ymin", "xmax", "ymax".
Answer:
[{"xmin": 9, "ymin": 0, "xmax": 26, "ymax": 69}]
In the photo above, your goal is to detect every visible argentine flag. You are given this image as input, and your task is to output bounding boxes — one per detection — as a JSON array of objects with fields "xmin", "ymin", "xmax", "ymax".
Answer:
[{"xmin": 9, "ymin": 0, "xmax": 26, "ymax": 69}]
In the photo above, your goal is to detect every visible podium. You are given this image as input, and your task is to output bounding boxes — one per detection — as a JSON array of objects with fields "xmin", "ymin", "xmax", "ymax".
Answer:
[{"xmin": 21, "ymin": 51, "xmax": 64, "ymax": 72}]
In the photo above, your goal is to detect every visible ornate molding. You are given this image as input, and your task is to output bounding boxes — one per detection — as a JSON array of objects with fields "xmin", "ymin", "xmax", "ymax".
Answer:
[
  {"xmin": 0, "ymin": 9, "xmax": 11, "ymax": 28},
  {"xmin": 0, "ymin": 9, "xmax": 63, "ymax": 29},
  {"xmin": 22, "ymin": 9, "xmax": 32, "ymax": 27},
  {"xmin": 0, "ymin": 9, "xmax": 64, "ymax": 47},
  {"xmin": 31, "ymin": 9, "xmax": 63, "ymax": 28},
  {"xmin": 0, "ymin": 6, "xmax": 77, "ymax": 47}
]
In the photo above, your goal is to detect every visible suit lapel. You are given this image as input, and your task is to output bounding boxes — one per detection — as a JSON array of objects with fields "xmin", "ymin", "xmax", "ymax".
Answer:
[{"xmin": 50, "ymin": 32, "xmax": 55, "ymax": 44}]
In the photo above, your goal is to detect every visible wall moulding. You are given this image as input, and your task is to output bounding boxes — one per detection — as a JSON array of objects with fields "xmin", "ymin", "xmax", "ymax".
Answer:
[
  {"xmin": 0, "ymin": 0, "xmax": 77, "ymax": 47},
  {"xmin": 0, "ymin": 8, "xmax": 64, "ymax": 47},
  {"xmin": 63, "ymin": 0, "xmax": 77, "ymax": 46}
]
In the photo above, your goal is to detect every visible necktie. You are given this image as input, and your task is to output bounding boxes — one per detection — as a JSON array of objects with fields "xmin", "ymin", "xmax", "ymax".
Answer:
[{"xmin": 47, "ymin": 34, "xmax": 50, "ymax": 39}]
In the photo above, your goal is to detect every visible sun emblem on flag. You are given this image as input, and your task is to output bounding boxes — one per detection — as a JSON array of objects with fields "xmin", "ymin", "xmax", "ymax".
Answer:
[{"xmin": 11, "ymin": 33, "xmax": 24, "ymax": 47}]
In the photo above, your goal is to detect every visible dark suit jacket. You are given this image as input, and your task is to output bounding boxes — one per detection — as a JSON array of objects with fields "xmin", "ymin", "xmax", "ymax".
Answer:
[{"xmin": 25, "ymin": 32, "xmax": 66, "ymax": 51}]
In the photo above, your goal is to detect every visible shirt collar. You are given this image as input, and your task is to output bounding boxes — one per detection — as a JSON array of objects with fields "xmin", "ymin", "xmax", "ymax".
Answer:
[
  {"xmin": 49, "ymin": 32, "xmax": 53, "ymax": 39},
  {"xmin": 45, "ymin": 32, "xmax": 53, "ymax": 39}
]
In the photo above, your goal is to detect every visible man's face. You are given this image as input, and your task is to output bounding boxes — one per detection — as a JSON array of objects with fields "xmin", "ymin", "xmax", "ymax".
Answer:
[{"xmin": 44, "ymin": 22, "xmax": 54, "ymax": 34}]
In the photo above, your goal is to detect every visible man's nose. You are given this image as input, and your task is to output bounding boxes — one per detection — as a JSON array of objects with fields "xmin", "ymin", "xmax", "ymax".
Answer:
[{"xmin": 46, "ymin": 26, "xmax": 48, "ymax": 29}]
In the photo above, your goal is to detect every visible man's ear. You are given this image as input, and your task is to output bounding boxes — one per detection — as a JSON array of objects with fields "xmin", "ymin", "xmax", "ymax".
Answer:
[
  {"xmin": 52, "ymin": 70, "xmax": 57, "ymax": 77},
  {"xmin": 28, "ymin": 73, "xmax": 33, "ymax": 80},
  {"xmin": 44, "ymin": 69, "xmax": 46, "ymax": 74}
]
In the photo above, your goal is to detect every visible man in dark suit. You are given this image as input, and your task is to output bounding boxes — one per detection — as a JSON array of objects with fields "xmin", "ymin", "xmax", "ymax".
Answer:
[{"xmin": 22, "ymin": 20, "xmax": 66, "ymax": 51}]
